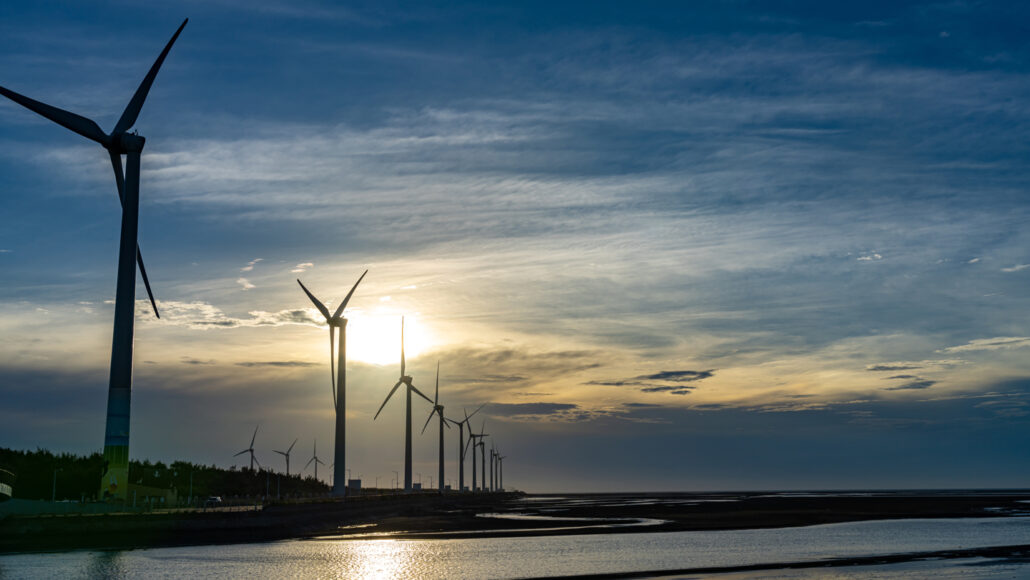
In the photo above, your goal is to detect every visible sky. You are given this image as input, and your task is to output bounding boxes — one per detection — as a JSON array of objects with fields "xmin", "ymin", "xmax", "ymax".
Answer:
[{"xmin": 1, "ymin": 0, "xmax": 1029, "ymax": 492}]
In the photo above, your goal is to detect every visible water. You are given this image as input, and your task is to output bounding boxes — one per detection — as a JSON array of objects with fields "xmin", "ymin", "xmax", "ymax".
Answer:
[{"xmin": 2, "ymin": 517, "xmax": 1029, "ymax": 579}]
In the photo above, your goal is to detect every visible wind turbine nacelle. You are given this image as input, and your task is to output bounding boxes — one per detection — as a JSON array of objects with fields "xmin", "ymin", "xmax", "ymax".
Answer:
[
  {"xmin": 112, "ymin": 132, "xmax": 146, "ymax": 153},
  {"xmin": 401, "ymin": 376, "xmax": 413, "ymax": 384}
]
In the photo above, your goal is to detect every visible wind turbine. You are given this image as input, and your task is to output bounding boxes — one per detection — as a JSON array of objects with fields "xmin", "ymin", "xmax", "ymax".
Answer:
[
  {"xmin": 490, "ymin": 444, "xmax": 497, "ymax": 492},
  {"xmin": 497, "ymin": 453, "xmax": 506, "ymax": 491},
  {"xmin": 297, "ymin": 270, "xmax": 367, "ymax": 498},
  {"xmin": 273, "ymin": 438, "xmax": 298, "ymax": 476},
  {"xmin": 421, "ymin": 362, "xmax": 450, "ymax": 493},
  {"xmin": 305, "ymin": 440, "xmax": 325, "ymax": 482},
  {"xmin": 445, "ymin": 404, "xmax": 483, "ymax": 492},
  {"xmin": 0, "ymin": 19, "xmax": 188, "ymax": 501},
  {"xmin": 234, "ymin": 425, "xmax": 260, "ymax": 471},
  {"xmin": 477, "ymin": 421, "xmax": 490, "ymax": 493},
  {"xmin": 374, "ymin": 317, "xmax": 433, "ymax": 492}
]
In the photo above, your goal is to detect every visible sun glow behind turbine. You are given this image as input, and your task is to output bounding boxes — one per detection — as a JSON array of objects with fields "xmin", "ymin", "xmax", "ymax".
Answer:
[{"xmin": 343, "ymin": 312, "xmax": 434, "ymax": 365}]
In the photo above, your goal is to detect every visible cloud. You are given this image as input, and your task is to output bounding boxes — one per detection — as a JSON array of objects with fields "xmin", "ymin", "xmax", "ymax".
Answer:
[
  {"xmin": 586, "ymin": 369, "xmax": 714, "ymax": 395},
  {"xmin": 942, "ymin": 337, "xmax": 1030, "ymax": 353},
  {"xmin": 857, "ymin": 253, "xmax": 883, "ymax": 261},
  {"xmin": 0, "ymin": 249, "xmax": 11, "ymax": 253},
  {"xmin": 291, "ymin": 262, "xmax": 314, "ymax": 273},
  {"xmin": 236, "ymin": 277, "xmax": 255, "ymax": 291},
  {"xmin": 240, "ymin": 258, "xmax": 263, "ymax": 272},
  {"xmin": 637, "ymin": 370, "xmax": 714, "ymax": 382},
  {"xmin": 866, "ymin": 360, "xmax": 964, "ymax": 372},
  {"xmin": 884, "ymin": 380, "xmax": 937, "ymax": 391},
  {"xmin": 640, "ymin": 385, "xmax": 695, "ymax": 395},
  {"xmin": 135, "ymin": 300, "xmax": 322, "ymax": 329},
  {"xmin": 235, "ymin": 361, "xmax": 319, "ymax": 368},
  {"xmin": 1001, "ymin": 264, "xmax": 1030, "ymax": 272},
  {"xmin": 180, "ymin": 357, "xmax": 216, "ymax": 365},
  {"xmin": 887, "ymin": 374, "xmax": 919, "ymax": 380}
]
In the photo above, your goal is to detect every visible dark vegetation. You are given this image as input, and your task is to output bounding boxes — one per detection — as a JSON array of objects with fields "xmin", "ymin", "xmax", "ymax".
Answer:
[{"xmin": 0, "ymin": 447, "xmax": 329, "ymax": 502}]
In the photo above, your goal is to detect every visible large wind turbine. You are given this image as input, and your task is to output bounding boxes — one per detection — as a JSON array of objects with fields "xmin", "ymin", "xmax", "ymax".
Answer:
[
  {"xmin": 497, "ymin": 453, "xmax": 506, "ymax": 491},
  {"xmin": 297, "ymin": 270, "xmax": 367, "ymax": 498},
  {"xmin": 421, "ymin": 362, "xmax": 450, "ymax": 493},
  {"xmin": 234, "ymin": 425, "xmax": 260, "ymax": 471},
  {"xmin": 445, "ymin": 405, "xmax": 483, "ymax": 492},
  {"xmin": 490, "ymin": 444, "xmax": 496, "ymax": 492},
  {"xmin": 374, "ymin": 317, "xmax": 433, "ymax": 492},
  {"xmin": 0, "ymin": 20, "xmax": 188, "ymax": 500},
  {"xmin": 273, "ymin": 438, "xmax": 298, "ymax": 476},
  {"xmin": 305, "ymin": 440, "xmax": 325, "ymax": 481}
]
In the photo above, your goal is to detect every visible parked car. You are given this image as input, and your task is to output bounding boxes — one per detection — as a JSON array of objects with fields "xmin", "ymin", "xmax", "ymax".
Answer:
[{"xmin": 203, "ymin": 496, "xmax": 223, "ymax": 507}]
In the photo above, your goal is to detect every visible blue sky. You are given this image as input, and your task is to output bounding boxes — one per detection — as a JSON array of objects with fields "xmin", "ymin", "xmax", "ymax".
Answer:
[{"xmin": 1, "ymin": 1, "xmax": 1029, "ymax": 491}]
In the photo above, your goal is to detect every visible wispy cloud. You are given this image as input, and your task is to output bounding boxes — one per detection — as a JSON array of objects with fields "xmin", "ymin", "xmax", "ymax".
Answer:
[
  {"xmin": 240, "ymin": 258, "xmax": 263, "ymax": 272},
  {"xmin": 236, "ymin": 277, "xmax": 255, "ymax": 291},
  {"xmin": 943, "ymin": 337, "xmax": 1030, "ymax": 353},
  {"xmin": 1002, "ymin": 264, "xmax": 1029, "ymax": 272},
  {"xmin": 291, "ymin": 262, "xmax": 314, "ymax": 273},
  {"xmin": 134, "ymin": 300, "xmax": 322, "ymax": 329}
]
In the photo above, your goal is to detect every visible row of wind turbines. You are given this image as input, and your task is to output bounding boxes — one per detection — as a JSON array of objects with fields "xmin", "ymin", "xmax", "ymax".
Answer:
[
  {"xmin": 300, "ymin": 273, "xmax": 510, "ymax": 496},
  {"xmin": 0, "ymin": 18, "xmax": 511, "ymax": 500}
]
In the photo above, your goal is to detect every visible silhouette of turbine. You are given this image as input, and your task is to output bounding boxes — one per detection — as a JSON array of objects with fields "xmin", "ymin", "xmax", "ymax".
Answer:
[
  {"xmin": 273, "ymin": 438, "xmax": 298, "ymax": 476},
  {"xmin": 297, "ymin": 270, "xmax": 367, "ymax": 497},
  {"xmin": 374, "ymin": 317, "xmax": 433, "ymax": 492},
  {"xmin": 445, "ymin": 404, "xmax": 483, "ymax": 492},
  {"xmin": 234, "ymin": 425, "xmax": 261, "ymax": 471},
  {"xmin": 0, "ymin": 19, "xmax": 188, "ymax": 500},
  {"xmin": 421, "ymin": 362, "xmax": 451, "ymax": 493}
]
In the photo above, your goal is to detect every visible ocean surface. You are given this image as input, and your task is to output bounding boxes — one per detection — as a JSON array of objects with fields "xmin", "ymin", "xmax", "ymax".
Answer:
[{"xmin": 2, "ymin": 516, "xmax": 1030, "ymax": 579}]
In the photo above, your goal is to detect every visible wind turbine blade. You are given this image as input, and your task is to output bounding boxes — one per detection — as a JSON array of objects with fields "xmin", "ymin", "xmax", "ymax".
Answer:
[
  {"xmin": 112, "ymin": 18, "xmax": 188, "ymax": 135},
  {"xmin": 442, "ymin": 412, "xmax": 451, "ymax": 429},
  {"xmin": 137, "ymin": 248, "xmax": 160, "ymax": 318},
  {"xmin": 400, "ymin": 317, "xmax": 405, "ymax": 377},
  {"xmin": 329, "ymin": 326, "xmax": 338, "ymax": 409},
  {"xmin": 464, "ymin": 436, "xmax": 473, "ymax": 456},
  {"xmin": 331, "ymin": 269, "xmax": 367, "ymax": 319},
  {"xmin": 374, "ymin": 381, "xmax": 403, "ymax": 420},
  {"xmin": 250, "ymin": 425, "xmax": 258, "ymax": 448},
  {"xmin": 410, "ymin": 384, "xmax": 433, "ymax": 404},
  {"xmin": 434, "ymin": 361, "xmax": 440, "ymax": 404},
  {"xmin": 297, "ymin": 279, "xmax": 331, "ymax": 320},
  {"xmin": 467, "ymin": 403, "xmax": 485, "ymax": 421},
  {"xmin": 421, "ymin": 409, "xmax": 435, "ymax": 435},
  {"xmin": 304, "ymin": 457, "xmax": 315, "ymax": 470},
  {"xmin": 273, "ymin": 450, "xmax": 286, "ymax": 457},
  {"xmin": 0, "ymin": 85, "xmax": 109, "ymax": 145},
  {"xmin": 233, "ymin": 450, "xmax": 248, "ymax": 457},
  {"xmin": 253, "ymin": 455, "xmax": 261, "ymax": 469},
  {"xmin": 288, "ymin": 438, "xmax": 297, "ymax": 454}
]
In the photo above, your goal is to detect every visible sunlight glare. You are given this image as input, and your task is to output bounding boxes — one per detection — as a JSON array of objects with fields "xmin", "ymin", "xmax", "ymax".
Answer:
[{"xmin": 344, "ymin": 311, "xmax": 433, "ymax": 366}]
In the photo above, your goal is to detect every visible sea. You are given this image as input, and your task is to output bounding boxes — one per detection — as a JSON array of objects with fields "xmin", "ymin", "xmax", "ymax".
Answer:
[{"xmin": 3, "ymin": 498, "xmax": 1030, "ymax": 578}]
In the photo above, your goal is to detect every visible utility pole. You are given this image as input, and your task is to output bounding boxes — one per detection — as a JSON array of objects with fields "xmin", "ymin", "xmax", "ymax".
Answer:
[{"xmin": 51, "ymin": 468, "xmax": 62, "ymax": 503}]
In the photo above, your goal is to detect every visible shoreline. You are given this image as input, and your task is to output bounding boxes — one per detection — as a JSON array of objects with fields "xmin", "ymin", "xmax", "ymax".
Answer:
[{"xmin": 2, "ymin": 490, "xmax": 1029, "ymax": 554}]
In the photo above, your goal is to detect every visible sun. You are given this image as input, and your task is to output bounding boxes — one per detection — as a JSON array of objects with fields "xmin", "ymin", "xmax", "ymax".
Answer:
[{"xmin": 343, "ymin": 311, "xmax": 433, "ymax": 366}]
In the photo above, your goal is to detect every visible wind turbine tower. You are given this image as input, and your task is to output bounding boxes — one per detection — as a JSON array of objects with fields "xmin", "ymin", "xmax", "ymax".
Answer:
[
  {"xmin": 374, "ymin": 317, "xmax": 433, "ymax": 492},
  {"xmin": 0, "ymin": 19, "xmax": 188, "ymax": 501},
  {"xmin": 298, "ymin": 270, "xmax": 367, "ymax": 498},
  {"xmin": 422, "ymin": 362, "xmax": 450, "ymax": 493},
  {"xmin": 477, "ymin": 421, "xmax": 489, "ymax": 492}
]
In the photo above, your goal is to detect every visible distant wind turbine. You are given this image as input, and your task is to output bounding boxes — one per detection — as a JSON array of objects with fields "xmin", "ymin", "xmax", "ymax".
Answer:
[
  {"xmin": 497, "ymin": 453, "xmax": 506, "ymax": 491},
  {"xmin": 273, "ymin": 438, "xmax": 298, "ymax": 476},
  {"xmin": 477, "ymin": 421, "xmax": 490, "ymax": 492},
  {"xmin": 234, "ymin": 425, "xmax": 261, "ymax": 471},
  {"xmin": 374, "ymin": 317, "xmax": 433, "ymax": 492},
  {"xmin": 297, "ymin": 269, "xmax": 367, "ymax": 498},
  {"xmin": 305, "ymin": 440, "xmax": 325, "ymax": 481},
  {"xmin": 445, "ymin": 404, "xmax": 483, "ymax": 492},
  {"xmin": 421, "ymin": 362, "xmax": 451, "ymax": 493},
  {"xmin": 0, "ymin": 19, "xmax": 188, "ymax": 501}
]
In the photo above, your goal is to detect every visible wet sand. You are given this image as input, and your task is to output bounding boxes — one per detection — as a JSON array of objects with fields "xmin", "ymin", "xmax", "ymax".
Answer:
[{"xmin": 3, "ymin": 490, "xmax": 1029, "ymax": 553}]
